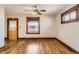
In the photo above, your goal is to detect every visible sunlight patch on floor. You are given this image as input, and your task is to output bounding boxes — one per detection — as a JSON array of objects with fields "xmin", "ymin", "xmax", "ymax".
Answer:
[{"xmin": 26, "ymin": 44, "xmax": 39, "ymax": 54}]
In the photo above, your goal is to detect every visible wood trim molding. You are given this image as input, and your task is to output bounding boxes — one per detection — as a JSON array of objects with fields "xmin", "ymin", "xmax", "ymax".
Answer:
[
  {"xmin": 26, "ymin": 17, "xmax": 40, "ymax": 34},
  {"xmin": 56, "ymin": 38, "xmax": 79, "ymax": 54},
  {"xmin": 18, "ymin": 37, "xmax": 56, "ymax": 39}
]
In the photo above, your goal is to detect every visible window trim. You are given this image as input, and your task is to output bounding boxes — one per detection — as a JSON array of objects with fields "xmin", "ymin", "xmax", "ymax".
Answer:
[
  {"xmin": 26, "ymin": 17, "xmax": 40, "ymax": 34},
  {"xmin": 61, "ymin": 5, "xmax": 79, "ymax": 24}
]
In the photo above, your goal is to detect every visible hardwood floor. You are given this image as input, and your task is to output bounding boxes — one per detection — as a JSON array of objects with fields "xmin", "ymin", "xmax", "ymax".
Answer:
[{"xmin": 0, "ymin": 39, "xmax": 77, "ymax": 54}]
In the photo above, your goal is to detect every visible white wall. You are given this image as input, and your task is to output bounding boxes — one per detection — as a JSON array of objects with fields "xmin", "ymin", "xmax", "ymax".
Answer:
[
  {"xmin": 0, "ymin": 6, "xmax": 5, "ymax": 47},
  {"xmin": 5, "ymin": 14, "xmax": 57, "ymax": 38},
  {"xmin": 56, "ymin": 4, "xmax": 79, "ymax": 51}
]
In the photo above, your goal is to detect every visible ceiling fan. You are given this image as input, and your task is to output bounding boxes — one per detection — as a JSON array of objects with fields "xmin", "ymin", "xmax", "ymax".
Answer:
[{"xmin": 24, "ymin": 5, "xmax": 46, "ymax": 15}]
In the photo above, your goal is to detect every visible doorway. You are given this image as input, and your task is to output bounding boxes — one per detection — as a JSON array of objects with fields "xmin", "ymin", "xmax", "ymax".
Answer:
[{"xmin": 7, "ymin": 18, "xmax": 18, "ymax": 41}]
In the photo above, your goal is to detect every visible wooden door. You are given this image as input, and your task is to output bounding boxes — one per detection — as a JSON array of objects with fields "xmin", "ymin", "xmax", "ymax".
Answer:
[{"xmin": 7, "ymin": 18, "xmax": 18, "ymax": 41}]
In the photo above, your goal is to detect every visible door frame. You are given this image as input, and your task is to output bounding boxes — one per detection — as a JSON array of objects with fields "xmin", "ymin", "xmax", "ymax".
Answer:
[{"xmin": 7, "ymin": 18, "xmax": 19, "ymax": 41}]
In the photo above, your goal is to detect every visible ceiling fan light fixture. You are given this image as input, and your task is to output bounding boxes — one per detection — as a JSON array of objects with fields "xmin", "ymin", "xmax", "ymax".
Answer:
[{"xmin": 32, "ymin": 11, "xmax": 37, "ymax": 14}]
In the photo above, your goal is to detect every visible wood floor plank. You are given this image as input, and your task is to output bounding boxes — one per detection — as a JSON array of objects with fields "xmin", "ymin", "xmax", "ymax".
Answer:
[{"xmin": 0, "ymin": 39, "xmax": 77, "ymax": 54}]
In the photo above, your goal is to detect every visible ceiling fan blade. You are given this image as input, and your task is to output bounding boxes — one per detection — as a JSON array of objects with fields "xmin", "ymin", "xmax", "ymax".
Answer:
[
  {"xmin": 24, "ymin": 10, "xmax": 33, "ymax": 11},
  {"xmin": 37, "ymin": 12, "xmax": 41, "ymax": 15},
  {"xmin": 36, "ymin": 9, "xmax": 41, "ymax": 15},
  {"xmin": 39, "ymin": 10, "xmax": 46, "ymax": 12}
]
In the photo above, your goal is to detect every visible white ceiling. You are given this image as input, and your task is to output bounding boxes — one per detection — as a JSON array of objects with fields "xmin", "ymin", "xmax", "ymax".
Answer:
[{"xmin": 3, "ymin": 4, "xmax": 72, "ymax": 15}]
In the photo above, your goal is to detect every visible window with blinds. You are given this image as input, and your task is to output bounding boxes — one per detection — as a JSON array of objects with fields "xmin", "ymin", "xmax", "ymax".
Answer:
[
  {"xmin": 61, "ymin": 5, "xmax": 79, "ymax": 24},
  {"xmin": 26, "ymin": 17, "xmax": 40, "ymax": 34}
]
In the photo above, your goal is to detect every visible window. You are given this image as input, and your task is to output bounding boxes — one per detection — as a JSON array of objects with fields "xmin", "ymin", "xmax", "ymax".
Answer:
[
  {"xmin": 61, "ymin": 5, "xmax": 79, "ymax": 24},
  {"xmin": 70, "ymin": 11, "xmax": 76, "ymax": 20},
  {"xmin": 64, "ymin": 13, "xmax": 70, "ymax": 21},
  {"xmin": 26, "ymin": 17, "xmax": 40, "ymax": 34}
]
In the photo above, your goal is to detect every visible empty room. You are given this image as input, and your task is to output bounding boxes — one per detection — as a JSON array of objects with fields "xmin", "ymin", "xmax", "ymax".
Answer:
[{"xmin": 0, "ymin": 4, "xmax": 79, "ymax": 54}]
